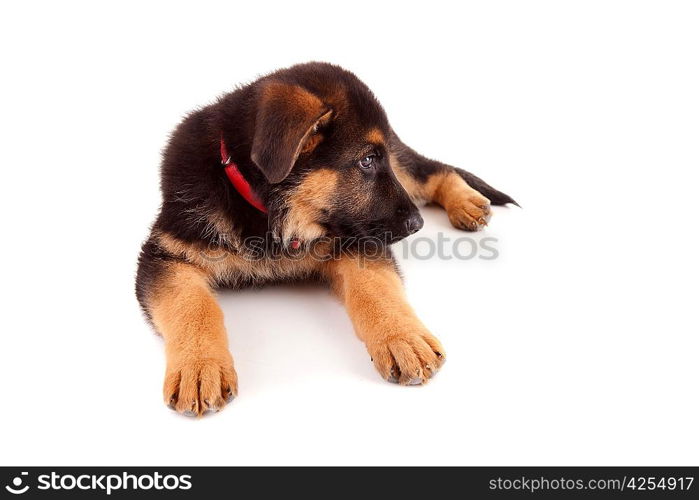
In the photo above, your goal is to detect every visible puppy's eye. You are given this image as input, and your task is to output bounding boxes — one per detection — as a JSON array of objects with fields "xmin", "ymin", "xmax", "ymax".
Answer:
[{"xmin": 358, "ymin": 155, "xmax": 376, "ymax": 169}]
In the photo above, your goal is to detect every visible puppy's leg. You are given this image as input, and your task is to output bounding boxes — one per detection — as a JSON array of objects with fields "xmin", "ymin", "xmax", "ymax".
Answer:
[
  {"xmin": 325, "ymin": 255, "xmax": 445, "ymax": 385},
  {"xmin": 137, "ymin": 248, "xmax": 237, "ymax": 416},
  {"xmin": 388, "ymin": 132, "xmax": 518, "ymax": 231}
]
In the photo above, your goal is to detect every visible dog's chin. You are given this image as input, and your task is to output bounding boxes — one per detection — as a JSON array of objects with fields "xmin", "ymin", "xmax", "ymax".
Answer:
[
  {"xmin": 368, "ymin": 224, "xmax": 415, "ymax": 244},
  {"xmin": 347, "ymin": 228, "xmax": 412, "ymax": 245},
  {"xmin": 383, "ymin": 231, "xmax": 410, "ymax": 244},
  {"xmin": 321, "ymin": 220, "xmax": 413, "ymax": 246}
]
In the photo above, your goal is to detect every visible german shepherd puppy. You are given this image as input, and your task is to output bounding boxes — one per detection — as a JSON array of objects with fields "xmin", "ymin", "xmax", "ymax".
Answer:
[{"xmin": 136, "ymin": 62, "xmax": 516, "ymax": 416}]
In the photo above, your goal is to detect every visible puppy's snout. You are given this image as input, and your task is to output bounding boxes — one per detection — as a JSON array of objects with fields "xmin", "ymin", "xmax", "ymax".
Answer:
[{"xmin": 404, "ymin": 212, "xmax": 424, "ymax": 235}]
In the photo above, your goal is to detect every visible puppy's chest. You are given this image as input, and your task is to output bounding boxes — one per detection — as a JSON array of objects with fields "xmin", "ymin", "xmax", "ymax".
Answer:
[
  {"xmin": 156, "ymin": 231, "xmax": 326, "ymax": 288},
  {"xmin": 207, "ymin": 251, "xmax": 326, "ymax": 288}
]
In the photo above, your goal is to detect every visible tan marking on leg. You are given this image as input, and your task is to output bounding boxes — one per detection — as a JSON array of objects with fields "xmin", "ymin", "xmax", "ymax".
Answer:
[
  {"xmin": 429, "ymin": 171, "xmax": 491, "ymax": 231},
  {"xmin": 389, "ymin": 155, "xmax": 492, "ymax": 229},
  {"xmin": 324, "ymin": 256, "xmax": 445, "ymax": 385},
  {"xmin": 150, "ymin": 262, "xmax": 237, "ymax": 416},
  {"xmin": 388, "ymin": 153, "xmax": 495, "ymax": 230}
]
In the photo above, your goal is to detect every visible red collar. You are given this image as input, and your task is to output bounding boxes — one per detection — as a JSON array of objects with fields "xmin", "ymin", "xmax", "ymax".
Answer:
[
  {"xmin": 220, "ymin": 137, "xmax": 268, "ymax": 213},
  {"xmin": 219, "ymin": 137, "xmax": 301, "ymax": 250}
]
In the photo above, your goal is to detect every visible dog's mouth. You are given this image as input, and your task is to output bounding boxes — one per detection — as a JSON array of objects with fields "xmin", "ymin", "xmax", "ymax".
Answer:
[{"xmin": 321, "ymin": 216, "xmax": 422, "ymax": 245}]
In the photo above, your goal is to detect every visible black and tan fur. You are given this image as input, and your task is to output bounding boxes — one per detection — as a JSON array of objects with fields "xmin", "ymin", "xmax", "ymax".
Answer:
[{"xmin": 136, "ymin": 62, "xmax": 517, "ymax": 416}]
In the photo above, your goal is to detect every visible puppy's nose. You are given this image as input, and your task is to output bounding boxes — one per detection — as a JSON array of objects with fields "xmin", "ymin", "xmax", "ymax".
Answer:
[{"xmin": 404, "ymin": 212, "xmax": 424, "ymax": 235}]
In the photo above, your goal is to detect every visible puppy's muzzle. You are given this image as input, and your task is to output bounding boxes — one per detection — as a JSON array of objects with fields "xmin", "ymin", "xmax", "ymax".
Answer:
[{"xmin": 404, "ymin": 212, "xmax": 424, "ymax": 235}]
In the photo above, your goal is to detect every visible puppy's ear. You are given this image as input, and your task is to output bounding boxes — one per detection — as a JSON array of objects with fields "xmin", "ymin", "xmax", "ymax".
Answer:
[{"xmin": 251, "ymin": 82, "xmax": 331, "ymax": 184}]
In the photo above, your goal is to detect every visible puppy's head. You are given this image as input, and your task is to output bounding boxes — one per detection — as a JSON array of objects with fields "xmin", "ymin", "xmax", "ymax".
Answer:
[{"xmin": 250, "ymin": 63, "xmax": 422, "ymax": 245}]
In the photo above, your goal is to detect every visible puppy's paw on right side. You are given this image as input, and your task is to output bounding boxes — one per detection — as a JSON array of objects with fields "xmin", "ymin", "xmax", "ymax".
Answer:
[
  {"xmin": 435, "ymin": 171, "xmax": 492, "ymax": 231},
  {"xmin": 446, "ymin": 194, "xmax": 491, "ymax": 231},
  {"xmin": 367, "ymin": 330, "xmax": 446, "ymax": 385},
  {"xmin": 163, "ymin": 350, "xmax": 238, "ymax": 417}
]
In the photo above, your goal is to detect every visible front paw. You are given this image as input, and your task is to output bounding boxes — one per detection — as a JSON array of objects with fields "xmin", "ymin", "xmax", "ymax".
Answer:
[
  {"xmin": 367, "ymin": 331, "xmax": 445, "ymax": 385},
  {"xmin": 446, "ymin": 191, "xmax": 491, "ymax": 231},
  {"xmin": 163, "ymin": 349, "xmax": 238, "ymax": 417}
]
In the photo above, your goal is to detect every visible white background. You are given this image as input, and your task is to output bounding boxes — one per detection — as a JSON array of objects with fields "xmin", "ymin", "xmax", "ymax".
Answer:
[{"xmin": 1, "ymin": 0, "xmax": 697, "ymax": 466}]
